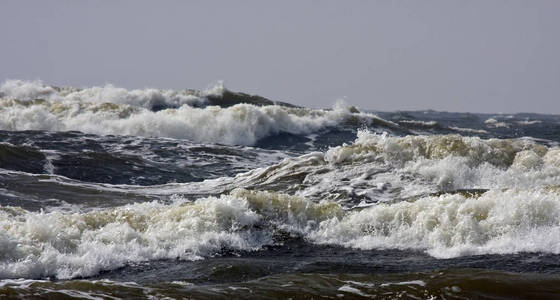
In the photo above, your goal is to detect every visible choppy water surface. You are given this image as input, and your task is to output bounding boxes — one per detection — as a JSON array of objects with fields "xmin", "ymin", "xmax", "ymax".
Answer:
[{"xmin": 2, "ymin": 80, "xmax": 560, "ymax": 299}]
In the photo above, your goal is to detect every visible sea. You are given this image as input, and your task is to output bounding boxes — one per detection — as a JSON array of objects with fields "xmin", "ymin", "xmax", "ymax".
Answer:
[{"xmin": 1, "ymin": 79, "xmax": 560, "ymax": 299}]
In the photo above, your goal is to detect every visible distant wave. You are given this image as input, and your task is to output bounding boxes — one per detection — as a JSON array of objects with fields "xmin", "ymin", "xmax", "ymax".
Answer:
[
  {"xmin": 517, "ymin": 119, "xmax": 542, "ymax": 125},
  {"xmin": 397, "ymin": 119, "xmax": 439, "ymax": 128},
  {"xmin": 0, "ymin": 79, "xmax": 300, "ymax": 111},
  {"xmin": 484, "ymin": 118, "xmax": 510, "ymax": 128},
  {"xmin": 0, "ymin": 79, "xmax": 210, "ymax": 110},
  {"xmin": 0, "ymin": 97, "xmax": 355, "ymax": 145},
  {"xmin": 449, "ymin": 126, "xmax": 488, "ymax": 134},
  {"xmin": 0, "ymin": 80, "xmax": 394, "ymax": 145}
]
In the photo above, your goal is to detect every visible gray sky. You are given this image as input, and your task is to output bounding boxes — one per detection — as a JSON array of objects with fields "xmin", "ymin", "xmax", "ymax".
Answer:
[{"xmin": 1, "ymin": 0, "xmax": 559, "ymax": 113}]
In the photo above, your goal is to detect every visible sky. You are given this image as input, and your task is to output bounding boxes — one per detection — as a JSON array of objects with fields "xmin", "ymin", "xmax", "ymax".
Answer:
[{"xmin": 1, "ymin": 0, "xmax": 559, "ymax": 113}]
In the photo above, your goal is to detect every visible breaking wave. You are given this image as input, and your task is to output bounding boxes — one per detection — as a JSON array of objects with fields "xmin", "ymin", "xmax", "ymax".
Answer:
[
  {"xmin": 219, "ymin": 130, "xmax": 560, "ymax": 204},
  {"xmin": 0, "ymin": 80, "xmax": 394, "ymax": 146},
  {"xmin": 2, "ymin": 187, "xmax": 560, "ymax": 279},
  {"xmin": 2, "ymin": 81, "xmax": 560, "ymax": 284},
  {"xmin": 0, "ymin": 194, "xmax": 269, "ymax": 279},
  {"xmin": 0, "ymin": 79, "xmax": 211, "ymax": 110},
  {"xmin": 311, "ymin": 188, "xmax": 560, "ymax": 258}
]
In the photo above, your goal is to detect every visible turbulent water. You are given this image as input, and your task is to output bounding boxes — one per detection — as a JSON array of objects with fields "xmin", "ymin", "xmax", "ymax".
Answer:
[{"xmin": 2, "ymin": 80, "xmax": 560, "ymax": 299}]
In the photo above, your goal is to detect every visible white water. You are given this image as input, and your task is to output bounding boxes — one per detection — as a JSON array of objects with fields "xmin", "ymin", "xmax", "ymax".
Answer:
[
  {"xmin": 2, "ymin": 187, "xmax": 560, "ymax": 279},
  {"xmin": 0, "ymin": 80, "xmax": 377, "ymax": 145},
  {"xmin": 312, "ymin": 188, "xmax": 560, "ymax": 258},
  {"xmin": 2, "ymin": 108, "xmax": 560, "ymax": 280},
  {"xmin": 0, "ymin": 79, "xmax": 211, "ymax": 109},
  {"xmin": 218, "ymin": 130, "xmax": 560, "ymax": 204},
  {"xmin": 0, "ymin": 194, "xmax": 269, "ymax": 279}
]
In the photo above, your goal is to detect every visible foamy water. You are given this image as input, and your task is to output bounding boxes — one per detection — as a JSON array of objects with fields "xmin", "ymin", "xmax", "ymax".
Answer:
[{"xmin": 2, "ymin": 80, "xmax": 560, "ymax": 298}]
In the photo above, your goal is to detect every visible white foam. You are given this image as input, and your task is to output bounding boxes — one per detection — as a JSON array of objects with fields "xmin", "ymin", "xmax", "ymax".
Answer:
[
  {"xmin": 325, "ymin": 130, "xmax": 556, "ymax": 169},
  {"xmin": 0, "ymin": 279, "xmax": 49, "ymax": 288},
  {"xmin": 0, "ymin": 79, "xmax": 207, "ymax": 109},
  {"xmin": 338, "ymin": 285, "xmax": 373, "ymax": 297},
  {"xmin": 449, "ymin": 126, "xmax": 488, "ymax": 134},
  {"xmin": 517, "ymin": 119, "xmax": 542, "ymax": 125},
  {"xmin": 0, "ymin": 99, "xmax": 357, "ymax": 146},
  {"xmin": 139, "ymin": 134, "xmax": 560, "ymax": 207},
  {"xmin": 0, "ymin": 195, "xmax": 269, "ymax": 279},
  {"xmin": 380, "ymin": 280, "xmax": 426, "ymax": 287},
  {"xmin": 0, "ymin": 81, "xmax": 382, "ymax": 145},
  {"xmin": 3, "ymin": 187, "xmax": 560, "ymax": 279},
  {"xmin": 398, "ymin": 120, "xmax": 438, "ymax": 127},
  {"xmin": 484, "ymin": 118, "xmax": 510, "ymax": 128},
  {"xmin": 310, "ymin": 188, "xmax": 560, "ymax": 259},
  {"xmin": 0, "ymin": 188, "xmax": 344, "ymax": 280},
  {"xmin": 191, "ymin": 130, "xmax": 560, "ymax": 206}
]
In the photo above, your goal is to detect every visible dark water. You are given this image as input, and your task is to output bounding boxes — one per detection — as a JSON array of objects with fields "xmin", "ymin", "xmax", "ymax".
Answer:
[{"xmin": 2, "ymin": 81, "xmax": 560, "ymax": 299}]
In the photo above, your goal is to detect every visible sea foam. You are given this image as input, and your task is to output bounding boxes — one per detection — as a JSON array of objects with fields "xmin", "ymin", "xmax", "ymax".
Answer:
[
  {"xmin": 0, "ymin": 195, "xmax": 268, "ymax": 279},
  {"xmin": 0, "ymin": 80, "xmax": 371, "ymax": 145},
  {"xmin": 3, "ymin": 187, "xmax": 560, "ymax": 279},
  {"xmin": 311, "ymin": 188, "xmax": 560, "ymax": 258},
  {"xmin": 220, "ymin": 130, "xmax": 560, "ymax": 205},
  {"xmin": 0, "ymin": 79, "xmax": 210, "ymax": 110}
]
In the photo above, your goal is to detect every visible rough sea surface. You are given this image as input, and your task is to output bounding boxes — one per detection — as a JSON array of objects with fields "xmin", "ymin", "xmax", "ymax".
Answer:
[{"xmin": 2, "ymin": 80, "xmax": 560, "ymax": 299}]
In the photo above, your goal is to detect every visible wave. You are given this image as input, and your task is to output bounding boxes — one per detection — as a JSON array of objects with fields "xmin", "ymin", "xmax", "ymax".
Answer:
[
  {"xmin": 5, "ymin": 129, "xmax": 554, "ymax": 207},
  {"xmin": 311, "ymin": 188, "xmax": 560, "ymax": 258},
  {"xmin": 396, "ymin": 119, "xmax": 493, "ymax": 136},
  {"xmin": 3, "ymin": 130, "xmax": 554, "ymax": 207},
  {"xmin": 0, "ymin": 187, "xmax": 341, "ymax": 279},
  {"xmin": 397, "ymin": 119, "xmax": 440, "ymax": 128},
  {"xmin": 324, "ymin": 131, "xmax": 560, "ymax": 194},
  {"xmin": 0, "ymin": 79, "xmax": 301, "ymax": 111},
  {"xmin": 449, "ymin": 126, "xmax": 488, "ymax": 134},
  {"xmin": 2, "ymin": 187, "xmax": 560, "ymax": 279},
  {"xmin": 325, "ymin": 130, "xmax": 556, "ymax": 167},
  {"xmin": 0, "ymin": 143, "xmax": 50, "ymax": 174},
  {"xmin": 216, "ymin": 130, "xmax": 560, "ymax": 205},
  {"xmin": 0, "ymin": 80, "xmax": 398, "ymax": 146},
  {"xmin": 0, "ymin": 193, "xmax": 271, "ymax": 279},
  {"xmin": 517, "ymin": 119, "xmax": 543, "ymax": 125},
  {"xmin": 0, "ymin": 130, "xmax": 290, "ymax": 185},
  {"xmin": 0, "ymin": 98, "xmax": 349, "ymax": 146},
  {"xmin": 484, "ymin": 118, "xmax": 510, "ymax": 128},
  {"xmin": 0, "ymin": 79, "xmax": 211, "ymax": 111}
]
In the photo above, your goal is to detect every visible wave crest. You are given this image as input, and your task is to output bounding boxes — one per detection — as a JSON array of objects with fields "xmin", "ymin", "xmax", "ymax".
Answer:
[
  {"xmin": 311, "ymin": 188, "xmax": 560, "ymax": 258},
  {"xmin": 0, "ymin": 80, "xmax": 396, "ymax": 145},
  {"xmin": 326, "ymin": 130, "xmax": 551, "ymax": 167},
  {"xmin": 3, "ymin": 187, "xmax": 560, "ymax": 279},
  {"xmin": 0, "ymin": 194, "xmax": 267, "ymax": 279},
  {"xmin": 0, "ymin": 98, "xmax": 360, "ymax": 145}
]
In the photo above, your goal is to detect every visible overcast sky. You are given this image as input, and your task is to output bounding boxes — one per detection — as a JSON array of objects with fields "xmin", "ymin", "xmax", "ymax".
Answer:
[{"xmin": 1, "ymin": 0, "xmax": 559, "ymax": 113}]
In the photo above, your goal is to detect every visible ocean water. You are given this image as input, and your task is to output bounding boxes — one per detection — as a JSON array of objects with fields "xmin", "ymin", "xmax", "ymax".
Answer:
[{"xmin": 1, "ymin": 80, "xmax": 560, "ymax": 299}]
